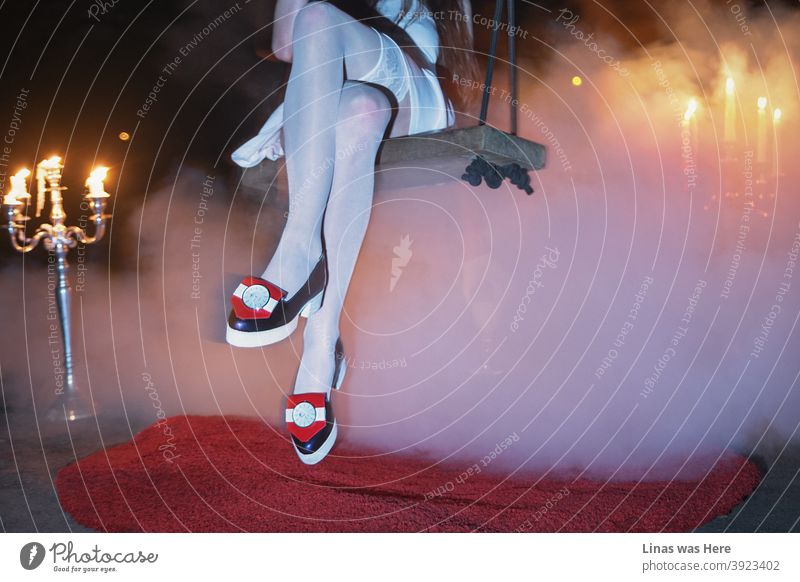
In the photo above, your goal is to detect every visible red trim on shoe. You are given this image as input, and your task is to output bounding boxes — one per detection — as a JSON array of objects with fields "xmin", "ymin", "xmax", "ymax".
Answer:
[
  {"xmin": 285, "ymin": 393, "xmax": 327, "ymax": 442},
  {"xmin": 231, "ymin": 276, "xmax": 287, "ymax": 320}
]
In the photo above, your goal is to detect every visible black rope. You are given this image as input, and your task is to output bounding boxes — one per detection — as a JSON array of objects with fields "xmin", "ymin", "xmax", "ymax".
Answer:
[
  {"xmin": 479, "ymin": 0, "xmax": 505, "ymax": 125},
  {"xmin": 507, "ymin": 0, "xmax": 518, "ymax": 135},
  {"xmin": 462, "ymin": 156, "xmax": 533, "ymax": 195}
]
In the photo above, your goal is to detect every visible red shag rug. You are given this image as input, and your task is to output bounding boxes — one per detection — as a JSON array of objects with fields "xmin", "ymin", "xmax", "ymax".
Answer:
[{"xmin": 56, "ymin": 415, "xmax": 760, "ymax": 532}]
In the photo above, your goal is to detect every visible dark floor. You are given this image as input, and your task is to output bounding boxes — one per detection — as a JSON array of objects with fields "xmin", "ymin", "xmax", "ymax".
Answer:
[
  {"xmin": 0, "ymin": 401, "xmax": 150, "ymax": 533},
  {"xmin": 1, "ymin": 401, "xmax": 798, "ymax": 533}
]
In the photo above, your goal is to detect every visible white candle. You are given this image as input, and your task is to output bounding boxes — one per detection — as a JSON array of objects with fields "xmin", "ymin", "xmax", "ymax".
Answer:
[
  {"xmin": 756, "ymin": 97, "xmax": 767, "ymax": 165},
  {"xmin": 724, "ymin": 77, "xmax": 736, "ymax": 143},
  {"xmin": 85, "ymin": 167, "xmax": 110, "ymax": 198}
]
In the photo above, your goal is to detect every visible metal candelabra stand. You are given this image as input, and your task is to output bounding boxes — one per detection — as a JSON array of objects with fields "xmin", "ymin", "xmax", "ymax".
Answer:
[{"xmin": 3, "ymin": 156, "xmax": 111, "ymax": 422}]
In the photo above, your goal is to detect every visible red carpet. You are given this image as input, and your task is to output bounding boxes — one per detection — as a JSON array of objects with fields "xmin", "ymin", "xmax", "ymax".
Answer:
[{"xmin": 56, "ymin": 415, "xmax": 761, "ymax": 532}]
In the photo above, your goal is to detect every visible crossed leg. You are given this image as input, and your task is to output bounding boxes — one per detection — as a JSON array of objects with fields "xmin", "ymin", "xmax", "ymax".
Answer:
[
  {"xmin": 258, "ymin": 2, "xmax": 418, "ymax": 393},
  {"xmin": 260, "ymin": 2, "xmax": 410, "ymax": 299},
  {"xmin": 293, "ymin": 81, "xmax": 391, "ymax": 393}
]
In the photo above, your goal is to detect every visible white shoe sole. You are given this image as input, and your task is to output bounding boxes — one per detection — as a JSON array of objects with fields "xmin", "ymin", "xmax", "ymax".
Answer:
[
  {"xmin": 225, "ymin": 291, "xmax": 322, "ymax": 348},
  {"xmin": 294, "ymin": 420, "xmax": 337, "ymax": 465}
]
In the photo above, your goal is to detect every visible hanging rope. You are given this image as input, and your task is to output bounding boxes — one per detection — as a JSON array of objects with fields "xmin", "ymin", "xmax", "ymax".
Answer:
[
  {"xmin": 469, "ymin": 2, "xmax": 532, "ymax": 195},
  {"xmin": 479, "ymin": 0, "xmax": 519, "ymax": 133}
]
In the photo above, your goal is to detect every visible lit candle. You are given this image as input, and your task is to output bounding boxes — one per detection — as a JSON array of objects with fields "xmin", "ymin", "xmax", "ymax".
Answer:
[
  {"xmin": 4, "ymin": 169, "xmax": 31, "ymax": 205},
  {"xmin": 683, "ymin": 98, "xmax": 698, "ymax": 123},
  {"xmin": 756, "ymin": 97, "xmax": 767, "ymax": 165},
  {"xmin": 773, "ymin": 108, "xmax": 782, "ymax": 175},
  {"xmin": 682, "ymin": 98, "xmax": 698, "ymax": 155},
  {"xmin": 35, "ymin": 156, "xmax": 62, "ymax": 217},
  {"xmin": 724, "ymin": 77, "xmax": 736, "ymax": 143},
  {"xmin": 85, "ymin": 167, "xmax": 110, "ymax": 198}
]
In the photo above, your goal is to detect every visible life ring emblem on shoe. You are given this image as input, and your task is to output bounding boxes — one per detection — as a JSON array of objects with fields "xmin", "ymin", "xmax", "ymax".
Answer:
[
  {"xmin": 226, "ymin": 255, "xmax": 327, "ymax": 348},
  {"xmin": 230, "ymin": 277, "xmax": 287, "ymax": 320},
  {"xmin": 285, "ymin": 392, "xmax": 327, "ymax": 442}
]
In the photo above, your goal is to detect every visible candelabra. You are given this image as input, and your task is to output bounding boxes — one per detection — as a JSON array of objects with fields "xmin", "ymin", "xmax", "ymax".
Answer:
[{"xmin": 4, "ymin": 156, "xmax": 111, "ymax": 422}]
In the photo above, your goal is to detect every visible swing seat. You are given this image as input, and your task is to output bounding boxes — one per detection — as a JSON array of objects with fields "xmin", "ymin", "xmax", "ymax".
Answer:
[{"xmin": 238, "ymin": 124, "xmax": 546, "ymax": 195}]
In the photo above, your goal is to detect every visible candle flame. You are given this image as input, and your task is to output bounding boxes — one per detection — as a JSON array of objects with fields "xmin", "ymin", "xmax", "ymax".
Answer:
[
  {"xmin": 773, "ymin": 108, "xmax": 782, "ymax": 123},
  {"xmin": 33, "ymin": 159, "xmax": 60, "ymax": 218},
  {"xmin": 89, "ymin": 166, "xmax": 109, "ymax": 181},
  {"xmin": 11, "ymin": 169, "xmax": 31, "ymax": 195},
  {"xmin": 683, "ymin": 98, "xmax": 698, "ymax": 121},
  {"xmin": 757, "ymin": 97, "xmax": 767, "ymax": 111},
  {"xmin": 42, "ymin": 156, "xmax": 62, "ymax": 168},
  {"xmin": 86, "ymin": 166, "xmax": 111, "ymax": 199},
  {"xmin": 4, "ymin": 169, "xmax": 32, "ymax": 205},
  {"xmin": 725, "ymin": 77, "xmax": 735, "ymax": 95}
]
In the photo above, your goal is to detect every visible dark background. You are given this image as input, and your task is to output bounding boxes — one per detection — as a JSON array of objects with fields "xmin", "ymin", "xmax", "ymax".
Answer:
[
  {"xmin": 0, "ymin": 0, "xmax": 781, "ymax": 267},
  {"xmin": 0, "ymin": 0, "xmax": 555, "ymax": 264}
]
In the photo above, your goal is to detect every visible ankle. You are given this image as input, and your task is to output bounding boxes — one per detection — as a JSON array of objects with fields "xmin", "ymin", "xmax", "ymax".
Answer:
[
  {"xmin": 293, "ymin": 337, "xmax": 341, "ymax": 395},
  {"xmin": 262, "ymin": 237, "xmax": 322, "ymax": 280},
  {"xmin": 303, "ymin": 327, "xmax": 340, "ymax": 354},
  {"xmin": 279, "ymin": 233, "xmax": 322, "ymax": 264}
]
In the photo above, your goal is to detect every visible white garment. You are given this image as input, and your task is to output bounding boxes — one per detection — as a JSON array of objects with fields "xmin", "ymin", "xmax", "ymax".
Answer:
[
  {"xmin": 375, "ymin": 0, "xmax": 439, "ymax": 63},
  {"xmin": 231, "ymin": 0, "xmax": 453, "ymax": 168},
  {"xmin": 359, "ymin": 27, "xmax": 412, "ymax": 103}
]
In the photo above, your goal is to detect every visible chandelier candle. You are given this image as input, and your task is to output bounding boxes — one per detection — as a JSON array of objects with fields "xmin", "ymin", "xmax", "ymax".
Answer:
[{"xmin": 4, "ymin": 157, "xmax": 112, "ymax": 422}]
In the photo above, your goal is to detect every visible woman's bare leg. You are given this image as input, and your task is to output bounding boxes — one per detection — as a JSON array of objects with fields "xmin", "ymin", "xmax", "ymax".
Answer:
[
  {"xmin": 260, "ymin": 3, "xmax": 392, "ymax": 297},
  {"xmin": 294, "ymin": 82, "xmax": 392, "ymax": 393}
]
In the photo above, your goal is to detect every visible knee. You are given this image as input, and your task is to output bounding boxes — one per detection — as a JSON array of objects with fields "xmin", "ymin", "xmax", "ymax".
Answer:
[
  {"xmin": 337, "ymin": 85, "xmax": 392, "ymax": 142},
  {"xmin": 293, "ymin": 1, "xmax": 341, "ymax": 43}
]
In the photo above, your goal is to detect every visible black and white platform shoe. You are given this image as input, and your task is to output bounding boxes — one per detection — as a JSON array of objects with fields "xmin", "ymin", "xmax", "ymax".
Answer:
[
  {"xmin": 226, "ymin": 254, "xmax": 327, "ymax": 347},
  {"xmin": 285, "ymin": 338, "xmax": 346, "ymax": 465}
]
